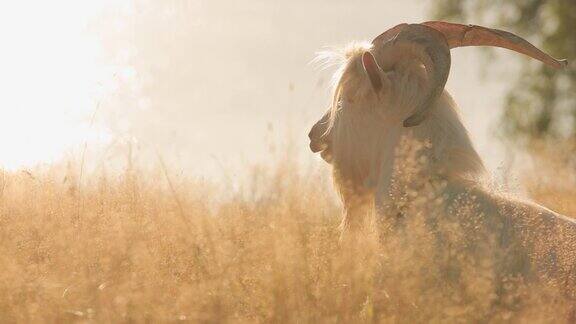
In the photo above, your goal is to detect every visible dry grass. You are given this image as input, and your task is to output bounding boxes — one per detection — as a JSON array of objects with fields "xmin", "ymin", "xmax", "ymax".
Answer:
[{"xmin": 0, "ymin": 146, "xmax": 575, "ymax": 323}]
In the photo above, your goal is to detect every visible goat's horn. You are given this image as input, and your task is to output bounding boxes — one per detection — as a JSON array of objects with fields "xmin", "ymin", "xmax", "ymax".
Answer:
[
  {"xmin": 372, "ymin": 21, "xmax": 567, "ymax": 127},
  {"xmin": 374, "ymin": 24, "xmax": 452, "ymax": 127},
  {"xmin": 372, "ymin": 23, "xmax": 409, "ymax": 47},
  {"xmin": 422, "ymin": 21, "xmax": 568, "ymax": 69}
]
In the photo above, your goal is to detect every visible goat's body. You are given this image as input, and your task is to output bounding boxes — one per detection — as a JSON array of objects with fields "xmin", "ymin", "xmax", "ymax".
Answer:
[
  {"xmin": 443, "ymin": 183, "xmax": 576, "ymax": 290},
  {"xmin": 327, "ymin": 78, "xmax": 576, "ymax": 293}
]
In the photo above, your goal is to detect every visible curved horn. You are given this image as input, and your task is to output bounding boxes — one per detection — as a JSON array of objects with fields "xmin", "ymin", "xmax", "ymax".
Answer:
[
  {"xmin": 371, "ymin": 21, "xmax": 567, "ymax": 127},
  {"xmin": 422, "ymin": 21, "xmax": 568, "ymax": 69},
  {"xmin": 373, "ymin": 24, "xmax": 452, "ymax": 127}
]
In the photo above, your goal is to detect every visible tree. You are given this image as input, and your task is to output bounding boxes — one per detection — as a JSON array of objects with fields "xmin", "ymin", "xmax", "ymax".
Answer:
[{"xmin": 431, "ymin": 1, "xmax": 576, "ymax": 145}]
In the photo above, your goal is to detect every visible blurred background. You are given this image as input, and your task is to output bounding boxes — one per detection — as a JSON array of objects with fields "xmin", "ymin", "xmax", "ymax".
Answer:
[{"xmin": 0, "ymin": 0, "xmax": 573, "ymax": 184}]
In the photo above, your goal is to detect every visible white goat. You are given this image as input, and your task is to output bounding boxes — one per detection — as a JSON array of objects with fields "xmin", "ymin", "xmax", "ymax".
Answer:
[{"xmin": 309, "ymin": 22, "xmax": 576, "ymax": 291}]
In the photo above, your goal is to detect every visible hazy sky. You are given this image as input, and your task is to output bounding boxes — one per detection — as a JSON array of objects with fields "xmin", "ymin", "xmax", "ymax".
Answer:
[{"xmin": 0, "ymin": 0, "xmax": 520, "ymax": 179}]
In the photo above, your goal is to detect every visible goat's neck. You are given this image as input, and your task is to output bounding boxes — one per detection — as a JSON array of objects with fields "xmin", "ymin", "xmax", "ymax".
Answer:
[{"xmin": 373, "ymin": 103, "xmax": 487, "ymax": 210}]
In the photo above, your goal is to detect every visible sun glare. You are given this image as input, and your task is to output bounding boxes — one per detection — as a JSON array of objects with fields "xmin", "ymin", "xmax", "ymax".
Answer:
[{"xmin": 0, "ymin": 1, "xmax": 124, "ymax": 170}]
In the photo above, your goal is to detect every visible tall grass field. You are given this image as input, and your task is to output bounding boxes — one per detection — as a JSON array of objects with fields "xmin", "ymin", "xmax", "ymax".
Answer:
[{"xmin": 0, "ymin": 144, "xmax": 575, "ymax": 322}]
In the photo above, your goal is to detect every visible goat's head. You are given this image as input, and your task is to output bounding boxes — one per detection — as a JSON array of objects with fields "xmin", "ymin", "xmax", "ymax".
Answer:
[{"xmin": 308, "ymin": 21, "xmax": 568, "ymax": 162}]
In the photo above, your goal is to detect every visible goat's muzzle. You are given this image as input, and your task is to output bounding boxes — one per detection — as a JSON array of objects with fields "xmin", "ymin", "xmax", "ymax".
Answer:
[{"xmin": 308, "ymin": 126, "xmax": 328, "ymax": 153}]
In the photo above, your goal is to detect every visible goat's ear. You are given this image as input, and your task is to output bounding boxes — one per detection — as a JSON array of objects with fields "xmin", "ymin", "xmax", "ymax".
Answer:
[{"xmin": 362, "ymin": 51, "xmax": 383, "ymax": 92}]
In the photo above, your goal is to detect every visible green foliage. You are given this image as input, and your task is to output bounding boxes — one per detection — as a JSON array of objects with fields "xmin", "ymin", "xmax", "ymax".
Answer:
[{"xmin": 431, "ymin": 0, "xmax": 576, "ymax": 144}]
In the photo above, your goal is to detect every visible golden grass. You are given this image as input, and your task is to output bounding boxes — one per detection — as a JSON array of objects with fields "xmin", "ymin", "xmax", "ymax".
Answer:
[{"xmin": 0, "ymin": 147, "xmax": 575, "ymax": 323}]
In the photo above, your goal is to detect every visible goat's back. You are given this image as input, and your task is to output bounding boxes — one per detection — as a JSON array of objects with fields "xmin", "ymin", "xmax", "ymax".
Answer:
[{"xmin": 442, "ymin": 183, "xmax": 576, "ymax": 297}]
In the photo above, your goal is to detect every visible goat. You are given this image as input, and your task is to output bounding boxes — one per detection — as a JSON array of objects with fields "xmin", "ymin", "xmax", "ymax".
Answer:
[{"xmin": 308, "ymin": 21, "xmax": 576, "ymax": 304}]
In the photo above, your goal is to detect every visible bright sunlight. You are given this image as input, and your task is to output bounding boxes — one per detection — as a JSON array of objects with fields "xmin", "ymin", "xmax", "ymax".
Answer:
[{"xmin": 0, "ymin": 1, "xmax": 121, "ymax": 170}]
